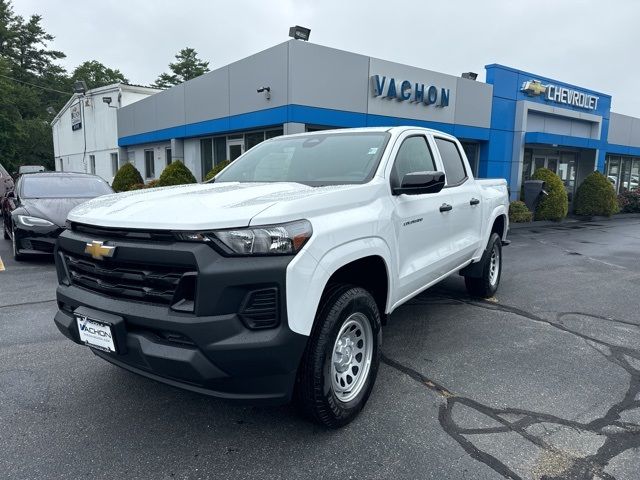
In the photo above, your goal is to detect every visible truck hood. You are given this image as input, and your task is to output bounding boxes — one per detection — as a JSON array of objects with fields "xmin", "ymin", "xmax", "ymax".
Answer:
[{"xmin": 67, "ymin": 182, "xmax": 355, "ymax": 230}]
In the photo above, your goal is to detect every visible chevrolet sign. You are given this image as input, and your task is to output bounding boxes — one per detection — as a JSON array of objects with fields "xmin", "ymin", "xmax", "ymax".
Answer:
[{"xmin": 521, "ymin": 79, "xmax": 599, "ymax": 111}]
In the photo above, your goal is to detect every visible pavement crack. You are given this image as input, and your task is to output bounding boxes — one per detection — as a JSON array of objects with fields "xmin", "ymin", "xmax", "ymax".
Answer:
[
  {"xmin": 0, "ymin": 298, "xmax": 56, "ymax": 310},
  {"xmin": 382, "ymin": 295, "xmax": 640, "ymax": 479}
]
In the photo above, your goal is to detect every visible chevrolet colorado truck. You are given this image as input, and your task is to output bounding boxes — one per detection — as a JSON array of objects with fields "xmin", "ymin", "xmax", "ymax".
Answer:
[{"xmin": 53, "ymin": 127, "xmax": 509, "ymax": 427}]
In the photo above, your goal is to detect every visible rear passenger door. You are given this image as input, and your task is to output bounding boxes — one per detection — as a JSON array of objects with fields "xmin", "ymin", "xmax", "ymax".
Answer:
[
  {"xmin": 432, "ymin": 136, "xmax": 483, "ymax": 268},
  {"xmin": 390, "ymin": 133, "xmax": 454, "ymax": 303}
]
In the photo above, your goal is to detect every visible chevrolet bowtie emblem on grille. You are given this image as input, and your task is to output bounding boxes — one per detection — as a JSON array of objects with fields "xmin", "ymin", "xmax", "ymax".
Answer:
[
  {"xmin": 521, "ymin": 80, "xmax": 548, "ymax": 97},
  {"xmin": 84, "ymin": 240, "xmax": 115, "ymax": 260}
]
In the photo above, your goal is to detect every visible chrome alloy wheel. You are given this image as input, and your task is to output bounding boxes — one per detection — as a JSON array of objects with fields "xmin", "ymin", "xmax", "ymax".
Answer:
[
  {"xmin": 488, "ymin": 245, "xmax": 500, "ymax": 286},
  {"xmin": 331, "ymin": 312, "xmax": 373, "ymax": 403}
]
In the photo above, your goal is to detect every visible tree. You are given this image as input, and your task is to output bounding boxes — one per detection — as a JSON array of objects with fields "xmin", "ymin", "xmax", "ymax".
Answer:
[
  {"xmin": 71, "ymin": 60, "xmax": 128, "ymax": 90},
  {"xmin": 7, "ymin": 13, "xmax": 65, "ymax": 79},
  {"xmin": 0, "ymin": 0, "xmax": 68, "ymax": 172},
  {"xmin": 0, "ymin": 0, "xmax": 16, "ymax": 56},
  {"xmin": 153, "ymin": 47, "xmax": 209, "ymax": 88}
]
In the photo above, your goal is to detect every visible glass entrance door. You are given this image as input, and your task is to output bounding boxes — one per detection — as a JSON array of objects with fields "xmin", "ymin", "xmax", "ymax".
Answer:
[
  {"xmin": 227, "ymin": 139, "xmax": 244, "ymax": 162},
  {"xmin": 526, "ymin": 153, "xmax": 577, "ymax": 201}
]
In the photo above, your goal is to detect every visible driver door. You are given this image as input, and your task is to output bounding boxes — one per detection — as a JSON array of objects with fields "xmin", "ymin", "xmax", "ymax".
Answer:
[{"xmin": 390, "ymin": 133, "xmax": 453, "ymax": 303}]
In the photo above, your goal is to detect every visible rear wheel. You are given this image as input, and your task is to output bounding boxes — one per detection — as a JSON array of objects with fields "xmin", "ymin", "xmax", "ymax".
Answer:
[
  {"xmin": 295, "ymin": 285, "xmax": 381, "ymax": 428},
  {"xmin": 464, "ymin": 232, "xmax": 502, "ymax": 298}
]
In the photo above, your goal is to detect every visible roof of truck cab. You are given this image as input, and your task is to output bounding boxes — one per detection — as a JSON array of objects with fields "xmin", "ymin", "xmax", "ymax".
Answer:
[{"xmin": 277, "ymin": 126, "xmax": 456, "ymax": 138}]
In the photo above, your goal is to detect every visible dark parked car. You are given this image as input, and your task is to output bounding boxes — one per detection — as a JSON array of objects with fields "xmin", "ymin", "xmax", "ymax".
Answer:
[
  {"xmin": 0, "ymin": 162, "xmax": 15, "ymax": 200},
  {"xmin": 2, "ymin": 172, "xmax": 113, "ymax": 260}
]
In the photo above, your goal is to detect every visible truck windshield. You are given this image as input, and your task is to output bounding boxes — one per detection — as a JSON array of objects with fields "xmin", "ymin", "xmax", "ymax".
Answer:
[{"xmin": 214, "ymin": 132, "xmax": 391, "ymax": 186}]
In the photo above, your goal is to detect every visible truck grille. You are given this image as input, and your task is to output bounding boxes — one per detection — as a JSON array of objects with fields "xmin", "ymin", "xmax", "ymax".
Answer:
[{"xmin": 63, "ymin": 253, "xmax": 195, "ymax": 305}]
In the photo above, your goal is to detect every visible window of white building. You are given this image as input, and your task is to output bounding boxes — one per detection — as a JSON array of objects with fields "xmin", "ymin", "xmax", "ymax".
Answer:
[{"xmin": 144, "ymin": 149, "xmax": 155, "ymax": 178}]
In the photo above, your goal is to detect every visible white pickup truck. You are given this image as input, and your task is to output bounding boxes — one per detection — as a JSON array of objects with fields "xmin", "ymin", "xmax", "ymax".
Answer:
[{"xmin": 53, "ymin": 126, "xmax": 509, "ymax": 427}]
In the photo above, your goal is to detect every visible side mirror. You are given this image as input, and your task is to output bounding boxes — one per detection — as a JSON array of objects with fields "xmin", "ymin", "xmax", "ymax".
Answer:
[{"xmin": 393, "ymin": 171, "xmax": 446, "ymax": 196}]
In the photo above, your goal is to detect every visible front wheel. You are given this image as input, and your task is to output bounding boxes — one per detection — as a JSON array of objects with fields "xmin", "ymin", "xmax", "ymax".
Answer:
[
  {"xmin": 464, "ymin": 232, "xmax": 502, "ymax": 298},
  {"xmin": 295, "ymin": 285, "xmax": 381, "ymax": 428},
  {"xmin": 12, "ymin": 225, "xmax": 24, "ymax": 261}
]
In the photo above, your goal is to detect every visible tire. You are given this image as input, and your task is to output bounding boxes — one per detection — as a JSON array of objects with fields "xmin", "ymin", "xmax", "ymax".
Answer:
[
  {"xmin": 295, "ymin": 285, "xmax": 381, "ymax": 428},
  {"xmin": 11, "ymin": 225, "xmax": 23, "ymax": 261},
  {"xmin": 464, "ymin": 232, "xmax": 502, "ymax": 298}
]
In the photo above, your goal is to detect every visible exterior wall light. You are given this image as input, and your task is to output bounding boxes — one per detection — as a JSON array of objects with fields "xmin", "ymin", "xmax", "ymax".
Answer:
[{"xmin": 288, "ymin": 26, "xmax": 311, "ymax": 41}]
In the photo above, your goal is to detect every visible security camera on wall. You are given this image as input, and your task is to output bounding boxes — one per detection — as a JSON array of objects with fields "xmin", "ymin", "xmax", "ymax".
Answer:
[{"xmin": 257, "ymin": 86, "xmax": 271, "ymax": 100}]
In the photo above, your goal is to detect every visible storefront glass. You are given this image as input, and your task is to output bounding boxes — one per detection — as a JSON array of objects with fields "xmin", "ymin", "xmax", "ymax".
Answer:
[
  {"xmin": 523, "ymin": 148, "xmax": 578, "ymax": 201},
  {"xmin": 606, "ymin": 155, "xmax": 639, "ymax": 193}
]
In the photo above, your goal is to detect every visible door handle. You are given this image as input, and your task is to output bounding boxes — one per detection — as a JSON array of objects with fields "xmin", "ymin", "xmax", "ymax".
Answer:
[
  {"xmin": 470, "ymin": 198, "xmax": 480, "ymax": 206},
  {"xmin": 439, "ymin": 203, "xmax": 453, "ymax": 212}
]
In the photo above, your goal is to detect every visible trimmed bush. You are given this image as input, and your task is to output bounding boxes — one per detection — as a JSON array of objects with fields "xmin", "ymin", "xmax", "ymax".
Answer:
[
  {"xmin": 128, "ymin": 183, "xmax": 145, "ymax": 191},
  {"xmin": 574, "ymin": 171, "xmax": 619, "ymax": 217},
  {"xmin": 531, "ymin": 168, "xmax": 568, "ymax": 221},
  {"xmin": 205, "ymin": 160, "xmax": 230, "ymax": 181},
  {"xmin": 157, "ymin": 160, "xmax": 196, "ymax": 187},
  {"xmin": 509, "ymin": 200, "xmax": 533, "ymax": 223},
  {"xmin": 146, "ymin": 179, "xmax": 161, "ymax": 188},
  {"xmin": 618, "ymin": 190, "xmax": 640, "ymax": 213},
  {"xmin": 112, "ymin": 163, "xmax": 143, "ymax": 192}
]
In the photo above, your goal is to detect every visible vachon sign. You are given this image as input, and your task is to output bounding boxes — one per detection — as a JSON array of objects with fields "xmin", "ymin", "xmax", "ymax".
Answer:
[{"xmin": 370, "ymin": 74, "xmax": 451, "ymax": 108}]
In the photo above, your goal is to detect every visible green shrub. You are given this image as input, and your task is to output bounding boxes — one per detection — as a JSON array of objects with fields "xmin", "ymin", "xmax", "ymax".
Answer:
[
  {"xmin": 618, "ymin": 190, "xmax": 640, "ymax": 213},
  {"xmin": 205, "ymin": 160, "xmax": 230, "ymax": 181},
  {"xmin": 574, "ymin": 171, "xmax": 619, "ymax": 217},
  {"xmin": 531, "ymin": 168, "xmax": 568, "ymax": 221},
  {"xmin": 157, "ymin": 160, "xmax": 196, "ymax": 187},
  {"xmin": 509, "ymin": 200, "xmax": 533, "ymax": 223},
  {"xmin": 112, "ymin": 163, "xmax": 143, "ymax": 192}
]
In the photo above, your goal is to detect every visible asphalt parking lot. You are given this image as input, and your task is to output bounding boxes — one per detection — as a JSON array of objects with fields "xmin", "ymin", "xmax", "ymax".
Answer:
[{"xmin": 1, "ymin": 217, "xmax": 639, "ymax": 480}]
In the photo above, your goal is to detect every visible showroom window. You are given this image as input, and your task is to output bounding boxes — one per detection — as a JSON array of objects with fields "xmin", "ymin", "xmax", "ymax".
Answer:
[
  {"xmin": 144, "ymin": 149, "xmax": 155, "ymax": 178},
  {"xmin": 606, "ymin": 155, "xmax": 639, "ymax": 193},
  {"xmin": 166, "ymin": 148, "xmax": 172, "ymax": 166},
  {"xmin": 89, "ymin": 155, "xmax": 96, "ymax": 174}
]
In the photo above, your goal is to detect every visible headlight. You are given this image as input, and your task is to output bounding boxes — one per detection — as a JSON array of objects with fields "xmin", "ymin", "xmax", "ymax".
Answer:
[
  {"xmin": 16, "ymin": 215, "xmax": 55, "ymax": 228},
  {"xmin": 176, "ymin": 220, "xmax": 313, "ymax": 256}
]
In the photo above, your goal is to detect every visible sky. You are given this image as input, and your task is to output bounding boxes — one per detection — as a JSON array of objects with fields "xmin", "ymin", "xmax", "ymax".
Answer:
[{"xmin": 12, "ymin": 0, "xmax": 640, "ymax": 117}]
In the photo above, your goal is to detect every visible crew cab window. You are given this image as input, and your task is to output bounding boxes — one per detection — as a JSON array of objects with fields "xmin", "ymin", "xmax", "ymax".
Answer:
[
  {"xmin": 391, "ymin": 136, "xmax": 436, "ymax": 187},
  {"xmin": 434, "ymin": 138, "xmax": 467, "ymax": 186}
]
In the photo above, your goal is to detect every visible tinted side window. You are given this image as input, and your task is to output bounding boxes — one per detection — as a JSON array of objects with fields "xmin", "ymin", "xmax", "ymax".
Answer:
[
  {"xmin": 435, "ymin": 138, "xmax": 467, "ymax": 186},
  {"xmin": 392, "ymin": 136, "xmax": 436, "ymax": 187}
]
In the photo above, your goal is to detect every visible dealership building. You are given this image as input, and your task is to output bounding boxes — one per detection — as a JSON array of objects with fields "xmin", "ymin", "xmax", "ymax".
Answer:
[{"xmin": 114, "ymin": 40, "xmax": 640, "ymax": 200}]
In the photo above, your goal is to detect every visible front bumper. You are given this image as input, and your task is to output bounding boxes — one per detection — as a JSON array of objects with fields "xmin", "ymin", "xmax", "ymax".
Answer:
[
  {"xmin": 15, "ymin": 224, "xmax": 63, "ymax": 254},
  {"xmin": 54, "ymin": 228, "xmax": 308, "ymax": 404}
]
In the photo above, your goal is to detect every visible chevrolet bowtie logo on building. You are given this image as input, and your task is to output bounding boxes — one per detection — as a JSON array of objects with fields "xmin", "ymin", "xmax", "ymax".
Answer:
[
  {"xmin": 84, "ymin": 240, "xmax": 115, "ymax": 260},
  {"xmin": 521, "ymin": 80, "xmax": 547, "ymax": 97}
]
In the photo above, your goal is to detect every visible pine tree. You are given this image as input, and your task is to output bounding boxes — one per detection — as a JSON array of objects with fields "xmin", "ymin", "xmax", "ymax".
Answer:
[{"xmin": 153, "ymin": 47, "xmax": 209, "ymax": 88}]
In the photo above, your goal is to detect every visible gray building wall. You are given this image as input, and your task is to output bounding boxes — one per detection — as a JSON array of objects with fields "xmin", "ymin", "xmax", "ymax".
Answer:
[
  {"xmin": 118, "ymin": 40, "xmax": 494, "ymax": 140},
  {"xmin": 608, "ymin": 112, "xmax": 640, "ymax": 148}
]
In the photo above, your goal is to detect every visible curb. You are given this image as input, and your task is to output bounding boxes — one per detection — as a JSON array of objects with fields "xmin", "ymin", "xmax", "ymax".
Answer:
[{"xmin": 509, "ymin": 213, "xmax": 640, "ymax": 230}]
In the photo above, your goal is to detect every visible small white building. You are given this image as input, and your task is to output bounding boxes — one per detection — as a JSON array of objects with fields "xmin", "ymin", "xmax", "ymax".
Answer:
[{"xmin": 52, "ymin": 83, "xmax": 161, "ymax": 183}]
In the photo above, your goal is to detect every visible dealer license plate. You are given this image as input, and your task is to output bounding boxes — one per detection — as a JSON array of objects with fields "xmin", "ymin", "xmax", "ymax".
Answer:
[{"xmin": 76, "ymin": 315, "xmax": 116, "ymax": 353}]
